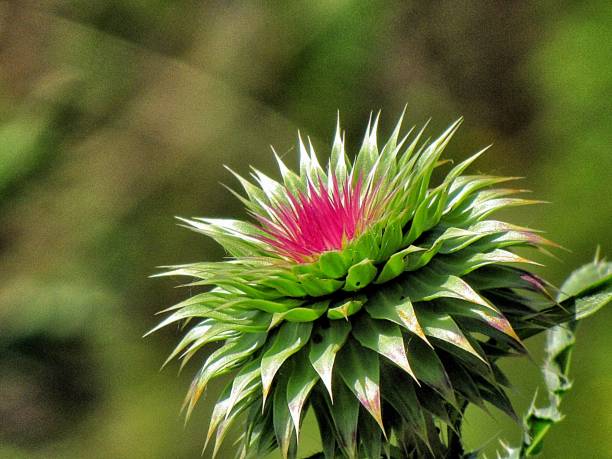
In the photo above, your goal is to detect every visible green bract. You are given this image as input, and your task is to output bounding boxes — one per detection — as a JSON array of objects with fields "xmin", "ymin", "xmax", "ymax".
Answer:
[{"xmin": 151, "ymin": 113, "xmax": 610, "ymax": 458}]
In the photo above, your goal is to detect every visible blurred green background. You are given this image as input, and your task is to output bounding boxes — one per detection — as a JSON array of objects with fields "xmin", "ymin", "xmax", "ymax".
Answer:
[{"xmin": 0, "ymin": 1, "xmax": 610, "ymax": 458}]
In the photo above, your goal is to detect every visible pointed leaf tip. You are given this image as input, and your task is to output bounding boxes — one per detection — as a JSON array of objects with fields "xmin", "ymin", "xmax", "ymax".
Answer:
[
  {"xmin": 261, "ymin": 322, "xmax": 312, "ymax": 407},
  {"xmin": 337, "ymin": 340, "xmax": 386, "ymax": 435},
  {"xmin": 286, "ymin": 352, "xmax": 318, "ymax": 442},
  {"xmin": 308, "ymin": 320, "xmax": 351, "ymax": 400},
  {"xmin": 352, "ymin": 315, "xmax": 417, "ymax": 382}
]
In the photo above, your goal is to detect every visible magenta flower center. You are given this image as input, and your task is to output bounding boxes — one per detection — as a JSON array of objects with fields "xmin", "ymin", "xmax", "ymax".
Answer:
[{"xmin": 255, "ymin": 176, "xmax": 378, "ymax": 262}]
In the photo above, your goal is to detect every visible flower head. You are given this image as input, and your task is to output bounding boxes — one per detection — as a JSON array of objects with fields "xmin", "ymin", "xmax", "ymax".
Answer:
[{"xmin": 152, "ymin": 112, "xmax": 576, "ymax": 459}]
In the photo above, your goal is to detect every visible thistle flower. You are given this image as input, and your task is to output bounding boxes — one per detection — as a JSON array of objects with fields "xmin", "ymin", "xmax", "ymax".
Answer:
[{"xmin": 151, "ymin": 113, "xmax": 604, "ymax": 458}]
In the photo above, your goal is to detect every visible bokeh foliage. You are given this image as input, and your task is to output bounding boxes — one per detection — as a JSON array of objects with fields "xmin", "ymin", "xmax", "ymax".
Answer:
[{"xmin": 0, "ymin": 1, "xmax": 609, "ymax": 458}]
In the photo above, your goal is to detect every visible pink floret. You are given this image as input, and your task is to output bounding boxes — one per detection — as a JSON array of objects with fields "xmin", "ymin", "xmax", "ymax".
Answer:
[{"xmin": 254, "ymin": 175, "xmax": 378, "ymax": 262}]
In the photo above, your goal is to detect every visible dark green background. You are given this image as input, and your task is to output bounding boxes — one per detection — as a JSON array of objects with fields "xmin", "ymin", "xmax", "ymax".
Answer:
[{"xmin": 0, "ymin": 1, "xmax": 610, "ymax": 458}]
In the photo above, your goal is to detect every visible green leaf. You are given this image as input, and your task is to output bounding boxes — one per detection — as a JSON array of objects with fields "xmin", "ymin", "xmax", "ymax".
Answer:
[
  {"xmin": 435, "ymin": 227, "xmax": 483, "ymax": 255},
  {"xmin": 318, "ymin": 250, "xmax": 350, "ymax": 278},
  {"xmin": 352, "ymin": 315, "xmax": 417, "ymax": 381},
  {"xmin": 554, "ymin": 256, "xmax": 612, "ymax": 321},
  {"xmin": 378, "ymin": 216, "xmax": 404, "ymax": 260},
  {"xmin": 376, "ymin": 246, "xmax": 426, "ymax": 284},
  {"xmin": 205, "ymin": 363, "xmax": 262, "ymax": 457},
  {"xmin": 161, "ymin": 319, "xmax": 235, "ymax": 367},
  {"xmin": 329, "ymin": 381, "xmax": 360, "ymax": 458},
  {"xmin": 189, "ymin": 276, "xmax": 283, "ymax": 300},
  {"xmin": 365, "ymin": 282, "xmax": 430, "ymax": 345},
  {"xmin": 381, "ymin": 365, "xmax": 427, "ymax": 435},
  {"xmin": 250, "ymin": 168, "xmax": 289, "ymax": 208},
  {"xmin": 146, "ymin": 294, "xmax": 231, "ymax": 334},
  {"xmin": 204, "ymin": 381, "xmax": 232, "ymax": 453},
  {"xmin": 343, "ymin": 258, "xmax": 378, "ymax": 291},
  {"xmin": 416, "ymin": 385, "xmax": 453, "ymax": 427},
  {"xmin": 298, "ymin": 273, "xmax": 344, "ymax": 297},
  {"xmin": 557, "ymin": 257, "xmax": 612, "ymax": 301},
  {"xmin": 261, "ymin": 275, "xmax": 307, "ymax": 297},
  {"xmin": 329, "ymin": 115, "xmax": 348, "ymax": 185},
  {"xmin": 176, "ymin": 326, "xmax": 252, "ymax": 372},
  {"xmin": 572, "ymin": 289, "xmax": 612, "ymax": 320},
  {"xmin": 445, "ymin": 175, "xmax": 519, "ymax": 214},
  {"xmin": 358, "ymin": 406, "xmax": 383, "ymax": 459},
  {"xmin": 298, "ymin": 132, "xmax": 326, "ymax": 185},
  {"xmin": 308, "ymin": 322, "xmax": 351, "ymax": 403},
  {"xmin": 438, "ymin": 220, "xmax": 552, "ymax": 255},
  {"xmin": 273, "ymin": 373, "xmax": 297, "ymax": 459},
  {"xmin": 405, "ymin": 337, "xmax": 456, "ymax": 407},
  {"xmin": 404, "ymin": 191, "xmax": 437, "ymax": 245},
  {"xmin": 238, "ymin": 402, "xmax": 276, "ymax": 459},
  {"xmin": 468, "ymin": 196, "xmax": 545, "ymax": 222},
  {"xmin": 286, "ymin": 352, "xmax": 319, "ymax": 441},
  {"xmin": 327, "ymin": 295, "xmax": 367, "ymax": 320},
  {"xmin": 464, "ymin": 265, "xmax": 550, "ymax": 293},
  {"xmin": 403, "ymin": 242, "xmax": 446, "ymax": 272},
  {"xmin": 436, "ymin": 248, "xmax": 541, "ymax": 277},
  {"xmin": 370, "ymin": 110, "xmax": 404, "ymax": 189},
  {"xmin": 351, "ymin": 229, "xmax": 381, "ymax": 261},
  {"xmin": 261, "ymin": 322, "xmax": 312, "ymax": 405},
  {"xmin": 528, "ymin": 277, "xmax": 612, "ymax": 332},
  {"xmin": 223, "ymin": 359, "xmax": 261, "ymax": 423},
  {"xmin": 401, "ymin": 268, "xmax": 496, "ymax": 312},
  {"xmin": 281, "ymin": 299, "xmax": 329, "ymax": 322},
  {"xmin": 211, "ymin": 390, "xmax": 256, "ymax": 459},
  {"xmin": 273, "ymin": 149, "xmax": 303, "ymax": 193},
  {"xmin": 434, "ymin": 298, "xmax": 521, "ymax": 344},
  {"xmin": 443, "ymin": 359, "xmax": 486, "ymax": 410},
  {"xmin": 310, "ymin": 390, "xmax": 338, "ymax": 459},
  {"xmin": 177, "ymin": 217, "xmax": 268, "ymax": 258},
  {"xmin": 475, "ymin": 376, "xmax": 516, "ymax": 421},
  {"xmin": 423, "ymin": 408, "xmax": 449, "ymax": 457},
  {"xmin": 414, "ymin": 306, "xmax": 487, "ymax": 363},
  {"xmin": 185, "ymin": 333, "xmax": 266, "ymax": 419},
  {"xmin": 230, "ymin": 297, "xmax": 302, "ymax": 313},
  {"xmin": 203, "ymin": 381, "xmax": 252, "ymax": 455},
  {"xmin": 336, "ymin": 340, "xmax": 385, "ymax": 434},
  {"xmin": 353, "ymin": 112, "xmax": 380, "ymax": 179}
]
